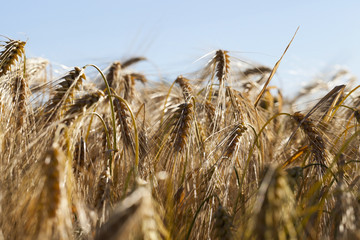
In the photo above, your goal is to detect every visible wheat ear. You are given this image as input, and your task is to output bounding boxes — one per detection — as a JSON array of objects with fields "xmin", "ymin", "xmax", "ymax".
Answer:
[
  {"xmin": 95, "ymin": 185, "xmax": 165, "ymax": 240},
  {"xmin": 171, "ymin": 102, "xmax": 194, "ymax": 152},
  {"xmin": 64, "ymin": 90, "xmax": 104, "ymax": 125},
  {"xmin": 43, "ymin": 67, "xmax": 86, "ymax": 123},
  {"xmin": 12, "ymin": 75, "xmax": 30, "ymax": 129},
  {"xmin": 121, "ymin": 57, "xmax": 146, "ymax": 69},
  {"xmin": 42, "ymin": 146, "xmax": 62, "ymax": 218},
  {"xmin": 213, "ymin": 50, "xmax": 230, "ymax": 84},
  {"xmin": 0, "ymin": 38, "xmax": 26, "ymax": 77},
  {"xmin": 113, "ymin": 97, "xmax": 134, "ymax": 152},
  {"xmin": 106, "ymin": 61, "xmax": 121, "ymax": 89},
  {"xmin": 175, "ymin": 75, "xmax": 193, "ymax": 101},
  {"xmin": 292, "ymin": 112, "xmax": 327, "ymax": 171},
  {"xmin": 224, "ymin": 123, "xmax": 247, "ymax": 158},
  {"xmin": 95, "ymin": 166, "xmax": 112, "ymax": 224}
]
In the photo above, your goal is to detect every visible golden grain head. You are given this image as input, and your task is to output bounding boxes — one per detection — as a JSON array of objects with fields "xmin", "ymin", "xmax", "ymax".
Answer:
[{"xmin": 0, "ymin": 39, "xmax": 26, "ymax": 77}]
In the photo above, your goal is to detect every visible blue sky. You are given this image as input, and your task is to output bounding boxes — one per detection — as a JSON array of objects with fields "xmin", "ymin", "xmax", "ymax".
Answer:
[{"xmin": 3, "ymin": 1, "xmax": 360, "ymax": 96}]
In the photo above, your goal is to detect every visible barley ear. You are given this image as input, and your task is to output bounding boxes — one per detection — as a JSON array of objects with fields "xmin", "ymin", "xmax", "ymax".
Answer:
[
  {"xmin": 0, "ymin": 38, "xmax": 26, "ymax": 77},
  {"xmin": 213, "ymin": 50, "xmax": 230, "ymax": 84}
]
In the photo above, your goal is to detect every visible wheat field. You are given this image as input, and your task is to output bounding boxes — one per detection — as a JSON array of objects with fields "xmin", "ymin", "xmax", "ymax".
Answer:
[{"xmin": 1, "ymin": 36, "xmax": 360, "ymax": 240}]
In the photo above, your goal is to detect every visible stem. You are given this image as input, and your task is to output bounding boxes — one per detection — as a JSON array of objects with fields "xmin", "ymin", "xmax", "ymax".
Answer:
[
  {"xmin": 185, "ymin": 195, "xmax": 218, "ymax": 240},
  {"xmin": 161, "ymin": 80, "xmax": 176, "ymax": 126},
  {"xmin": 85, "ymin": 106, "xmax": 97, "ymax": 143},
  {"xmin": 89, "ymin": 112, "xmax": 114, "ymax": 170},
  {"xmin": 84, "ymin": 64, "xmax": 118, "ymax": 152},
  {"xmin": 89, "ymin": 112, "xmax": 111, "ymax": 152}
]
